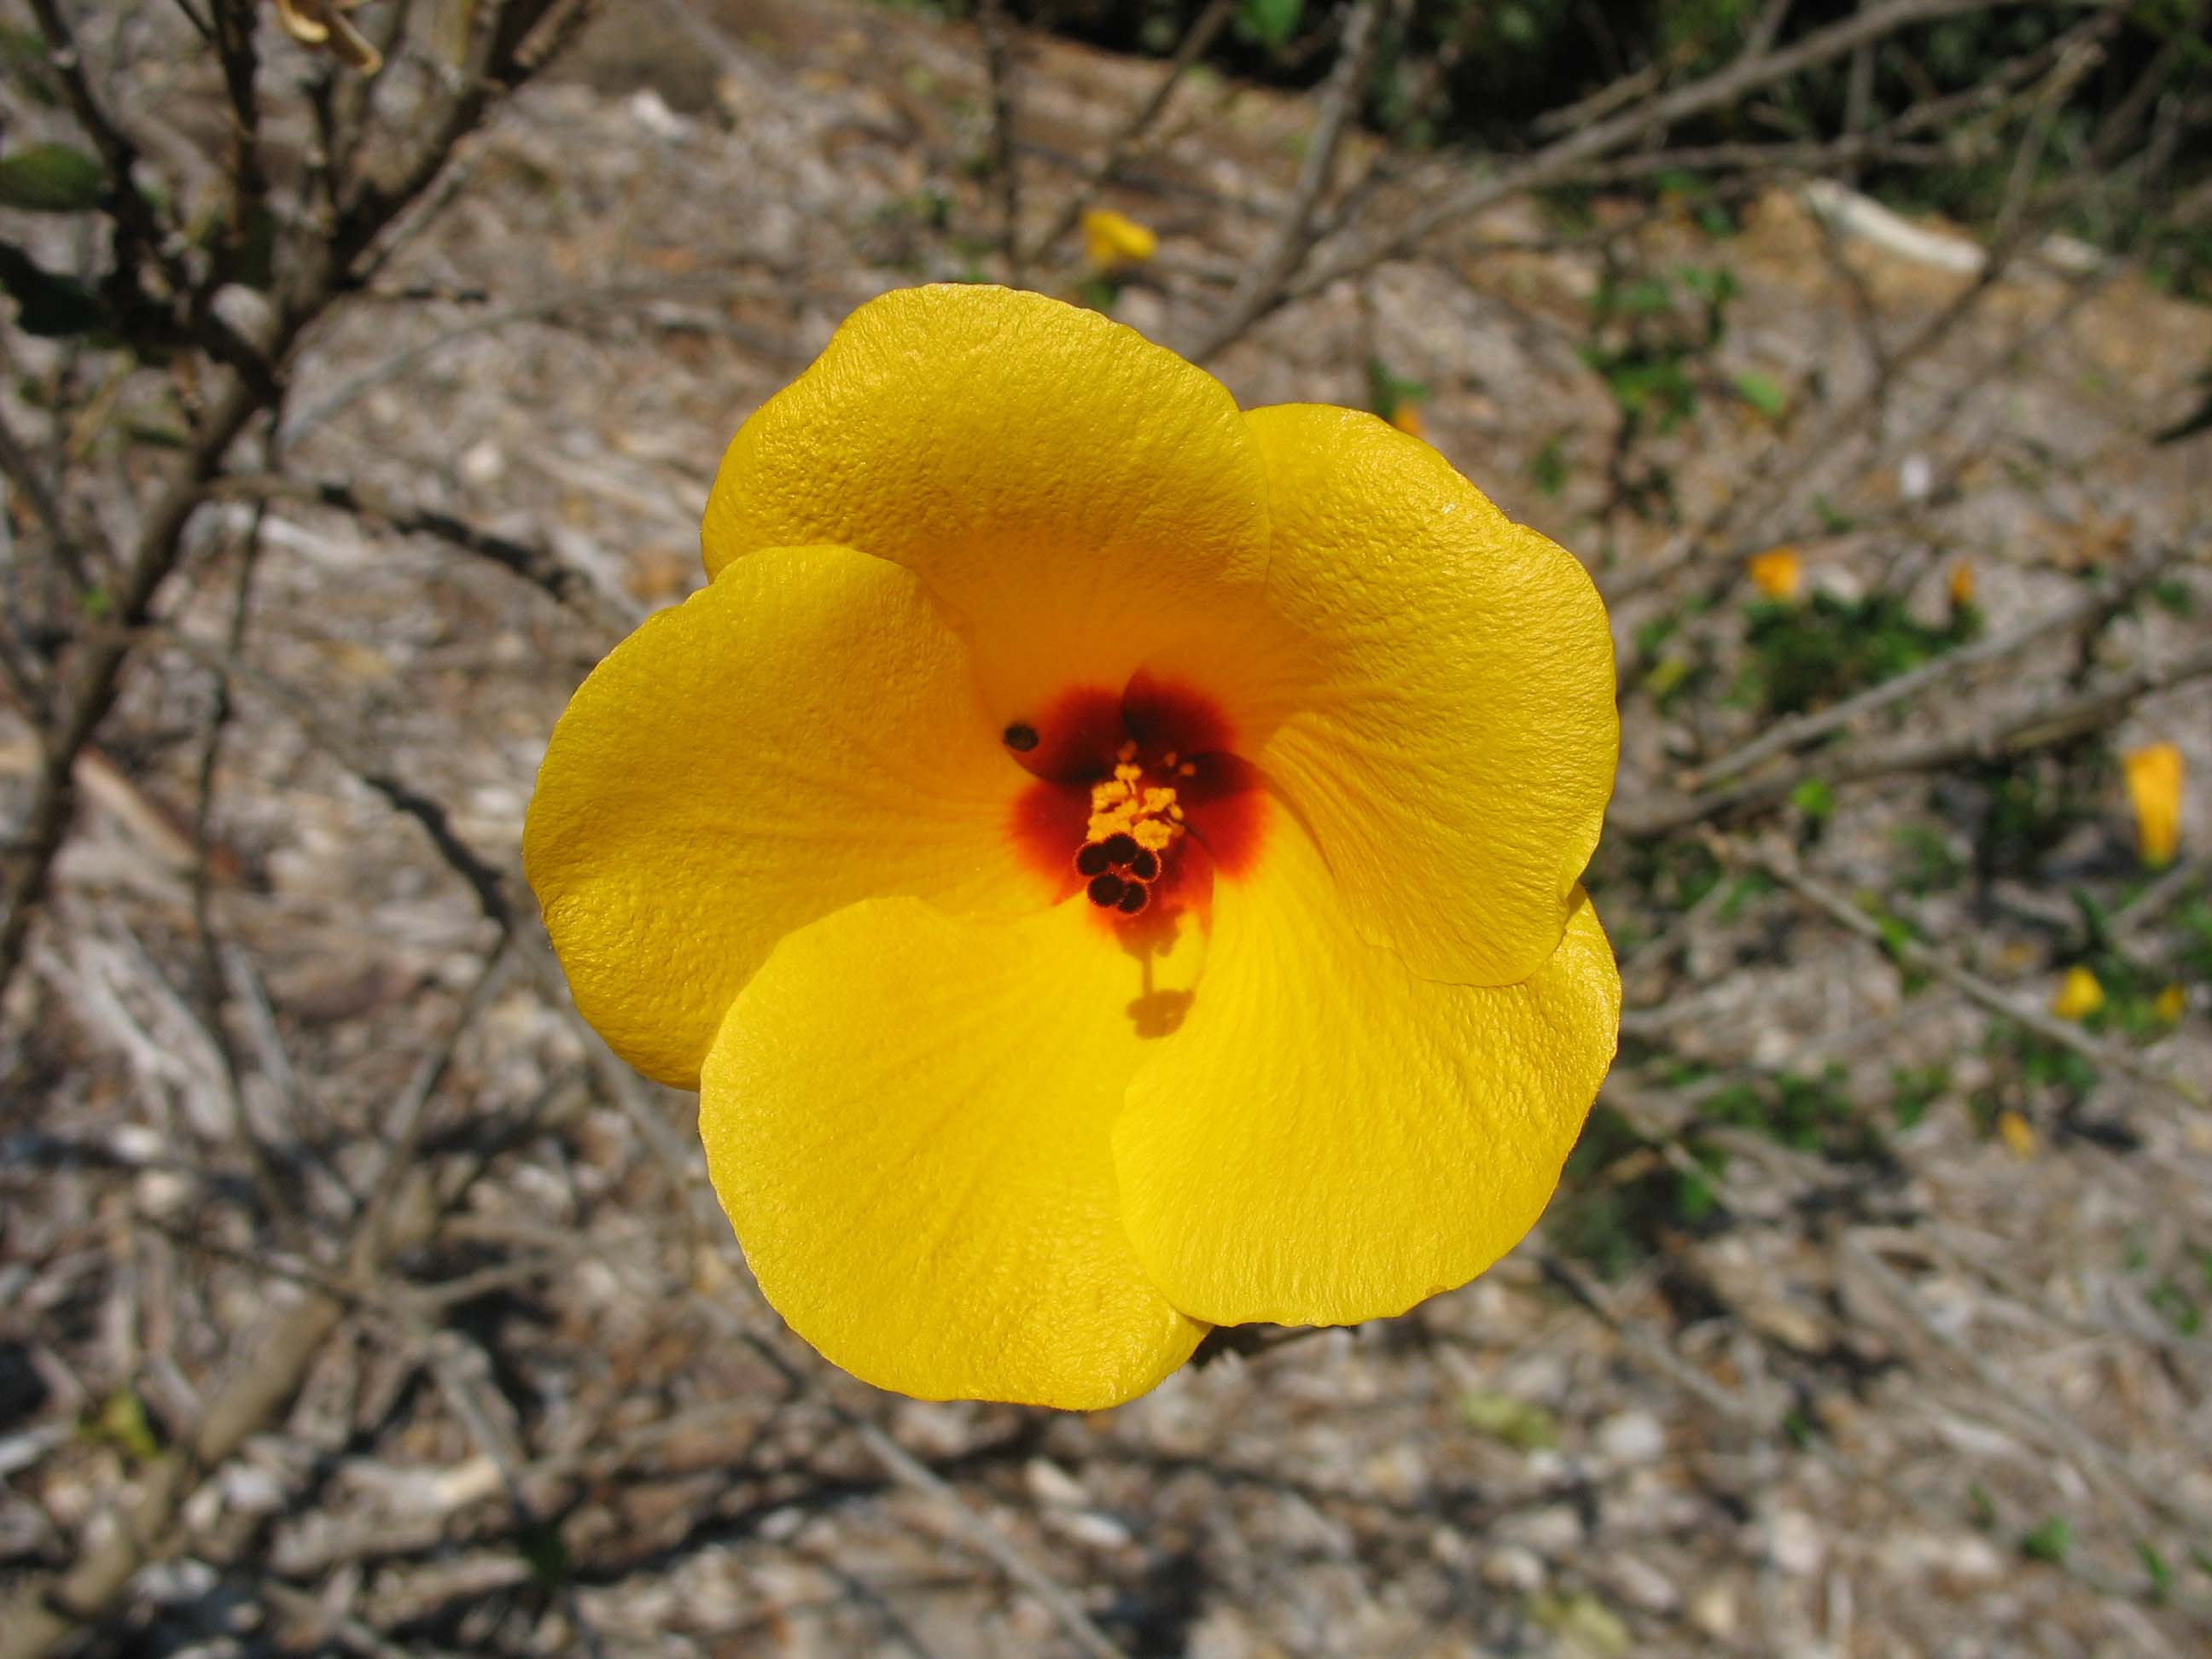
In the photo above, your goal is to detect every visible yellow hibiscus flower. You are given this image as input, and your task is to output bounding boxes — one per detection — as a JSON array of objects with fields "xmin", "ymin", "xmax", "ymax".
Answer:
[{"xmin": 523, "ymin": 285, "xmax": 1621, "ymax": 1409}]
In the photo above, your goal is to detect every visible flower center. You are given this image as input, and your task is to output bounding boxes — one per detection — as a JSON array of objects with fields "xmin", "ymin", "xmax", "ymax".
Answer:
[
  {"xmin": 1069, "ymin": 741, "xmax": 1195, "ymax": 917},
  {"xmin": 1004, "ymin": 676, "xmax": 1266, "ymax": 927}
]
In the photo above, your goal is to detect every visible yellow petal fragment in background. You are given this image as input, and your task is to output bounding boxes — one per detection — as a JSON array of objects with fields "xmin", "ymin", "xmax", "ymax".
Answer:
[
  {"xmin": 1082, "ymin": 207, "xmax": 1159, "ymax": 268},
  {"xmin": 2052, "ymin": 966, "xmax": 2104, "ymax": 1021},
  {"xmin": 523, "ymin": 544, "xmax": 1030, "ymax": 1090},
  {"xmin": 702, "ymin": 896, "xmax": 1208, "ymax": 1409},
  {"xmin": 2122, "ymin": 742, "xmax": 2183, "ymax": 867},
  {"xmin": 1387, "ymin": 401, "xmax": 1427, "ymax": 440},
  {"xmin": 1749, "ymin": 547, "xmax": 1802, "ymax": 600},
  {"xmin": 1233, "ymin": 405, "xmax": 1617, "ymax": 987},
  {"xmin": 703, "ymin": 284, "xmax": 1272, "ymax": 724},
  {"xmin": 1113, "ymin": 814, "xmax": 1620, "ymax": 1329}
]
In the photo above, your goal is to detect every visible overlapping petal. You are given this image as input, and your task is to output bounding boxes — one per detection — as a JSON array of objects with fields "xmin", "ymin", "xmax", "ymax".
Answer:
[
  {"xmin": 523, "ymin": 542, "xmax": 1033, "ymax": 1090},
  {"xmin": 1114, "ymin": 813, "xmax": 1619, "ymax": 1329},
  {"xmin": 701, "ymin": 284, "xmax": 1273, "ymax": 725},
  {"xmin": 1234, "ymin": 405, "xmax": 1617, "ymax": 987},
  {"xmin": 701, "ymin": 896, "xmax": 1208, "ymax": 1408}
]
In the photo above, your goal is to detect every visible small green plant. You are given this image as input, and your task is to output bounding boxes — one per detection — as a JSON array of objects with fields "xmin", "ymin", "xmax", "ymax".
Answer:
[
  {"xmin": 1888, "ymin": 1065, "xmax": 1951, "ymax": 1130},
  {"xmin": 2020, "ymin": 1516, "xmax": 2075, "ymax": 1565},
  {"xmin": 1739, "ymin": 591, "xmax": 1976, "ymax": 719}
]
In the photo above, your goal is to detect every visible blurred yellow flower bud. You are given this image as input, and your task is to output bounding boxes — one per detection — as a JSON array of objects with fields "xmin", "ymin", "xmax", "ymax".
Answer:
[
  {"xmin": 1388, "ymin": 401, "xmax": 1427, "ymax": 440},
  {"xmin": 2051, "ymin": 966, "xmax": 2104, "ymax": 1021},
  {"xmin": 1996, "ymin": 1109, "xmax": 2038, "ymax": 1160},
  {"xmin": 271, "ymin": 0, "xmax": 382, "ymax": 72},
  {"xmin": 1748, "ymin": 547, "xmax": 1802, "ymax": 602},
  {"xmin": 1080, "ymin": 207, "xmax": 1159, "ymax": 270},
  {"xmin": 2121, "ymin": 742, "xmax": 2183, "ymax": 867},
  {"xmin": 1947, "ymin": 562, "xmax": 1975, "ymax": 607},
  {"xmin": 2155, "ymin": 983, "xmax": 2186, "ymax": 1023}
]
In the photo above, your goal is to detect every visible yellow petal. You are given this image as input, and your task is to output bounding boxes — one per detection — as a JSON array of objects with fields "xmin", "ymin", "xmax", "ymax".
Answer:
[
  {"xmin": 1231, "ymin": 405, "xmax": 1617, "ymax": 987},
  {"xmin": 1113, "ymin": 813, "xmax": 1620, "ymax": 1328},
  {"xmin": 701, "ymin": 895, "xmax": 1208, "ymax": 1408},
  {"xmin": 2051, "ymin": 966, "xmax": 2104, "ymax": 1021},
  {"xmin": 1749, "ymin": 547, "xmax": 1802, "ymax": 600},
  {"xmin": 702, "ymin": 284, "xmax": 1272, "ymax": 724},
  {"xmin": 2122, "ymin": 742, "xmax": 2183, "ymax": 867},
  {"xmin": 1081, "ymin": 207, "xmax": 1159, "ymax": 268},
  {"xmin": 523, "ymin": 543, "xmax": 1033, "ymax": 1090}
]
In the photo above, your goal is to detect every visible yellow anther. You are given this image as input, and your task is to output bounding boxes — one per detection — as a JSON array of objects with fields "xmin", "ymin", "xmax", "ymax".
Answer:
[
  {"xmin": 1162, "ymin": 751, "xmax": 1179, "ymax": 768},
  {"xmin": 1082, "ymin": 758, "xmax": 1185, "ymax": 859}
]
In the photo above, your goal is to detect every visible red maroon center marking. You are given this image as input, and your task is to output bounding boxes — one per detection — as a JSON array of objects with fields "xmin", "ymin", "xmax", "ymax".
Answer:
[{"xmin": 1007, "ymin": 674, "xmax": 1266, "ymax": 927}]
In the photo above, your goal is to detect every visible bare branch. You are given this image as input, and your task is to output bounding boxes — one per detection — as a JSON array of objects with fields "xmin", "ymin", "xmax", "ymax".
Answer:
[
  {"xmin": 210, "ymin": 473, "xmax": 635, "ymax": 640},
  {"xmin": 976, "ymin": 0, "xmax": 1026, "ymax": 288},
  {"xmin": 1613, "ymin": 637, "xmax": 2212, "ymax": 841},
  {"xmin": 1714, "ymin": 834, "xmax": 2206, "ymax": 1109},
  {"xmin": 1024, "ymin": 0, "xmax": 1240, "ymax": 265},
  {"xmin": 1284, "ymin": 0, "xmax": 2094, "ymax": 316},
  {"xmin": 1189, "ymin": 0, "xmax": 1390, "ymax": 362},
  {"xmin": 1679, "ymin": 543, "xmax": 2183, "ymax": 789}
]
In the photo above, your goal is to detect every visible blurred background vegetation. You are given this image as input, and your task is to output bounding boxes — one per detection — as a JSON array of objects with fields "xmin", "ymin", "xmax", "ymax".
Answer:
[{"xmin": 926, "ymin": 0, "xmax": 2212, "ymax": 292}]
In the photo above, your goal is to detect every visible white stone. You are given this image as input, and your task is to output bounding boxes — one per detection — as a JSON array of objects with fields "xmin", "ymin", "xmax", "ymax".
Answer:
[
  {"xmin": 1596, "ymin": 1410, "xmax": 1666, "ymax": 1464},
  {"xmin": 1608, "ymin": 1553, "xmax": 1681, "ymax": 1613},
  {"xmin": 1768, "ymin": 1509, "xmax": 1827, "ymax": 1577},
  {"xmin": 1481, "ymin": 1545, "xmax": 1546, "ymax": 1592}
]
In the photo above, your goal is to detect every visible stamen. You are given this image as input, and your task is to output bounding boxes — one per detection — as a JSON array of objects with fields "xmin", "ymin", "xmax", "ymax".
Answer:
[{"xmin": 1086, "ymin": 872, "xmax": 1126, "ymax": 908}]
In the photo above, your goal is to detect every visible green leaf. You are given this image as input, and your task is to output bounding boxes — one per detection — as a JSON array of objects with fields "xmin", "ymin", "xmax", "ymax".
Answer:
[
  {"xmin": 1732, "ymin": 370, "xmax": 1786, "ymax": 416},
  {"xmin": 0, "ymin": 142, "xmax": 105, "ymax": 212},
  {"xmin": 1459, "ymin": 1389, "xmax": 1559, "ymax": 1451},
  {"xmin": 1790, "ymin": 778, "xmax": 1835, "ymax": 820},
  {"xmin": 2138, "ymin": 1541, "xmax": 2173, "ymax": 1601},
  {"xmin": 1531, "ymin": 434, "xmax": 1569, "ymax": 498},
  {"xmin": 1240, "ymin": 0, "xmax": 1304, "ymax": 50},
  {"xmin": 0, "ymin": 242, "xmax": 107, "ymax": 338},
  {"xmin": 84, "ymin": 1388, "xmax": 161, "ymax": 1461},
  {"xmin": 2020, "ymin": 1516, "xmax": 2075, "ymax": 1564},
  {"xmin": 1527, "ymin": 1591, "xmax": 1631, "ymax": 1658}
]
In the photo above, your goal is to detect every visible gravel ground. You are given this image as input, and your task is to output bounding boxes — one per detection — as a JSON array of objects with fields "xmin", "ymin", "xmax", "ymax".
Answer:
[{"xmin": 4, "ymin": 3, "xmax": 2210, "ymax": 1655}]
